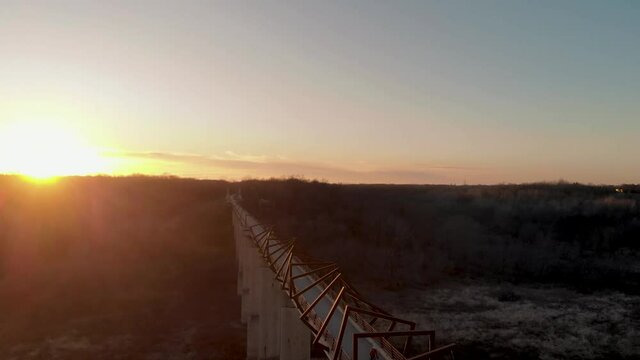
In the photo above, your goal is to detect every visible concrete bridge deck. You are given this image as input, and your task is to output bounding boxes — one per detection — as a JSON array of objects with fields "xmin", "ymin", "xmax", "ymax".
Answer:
[{"xmin": 230, "ymin": 194, "xmax": 455, "ymax": 360}]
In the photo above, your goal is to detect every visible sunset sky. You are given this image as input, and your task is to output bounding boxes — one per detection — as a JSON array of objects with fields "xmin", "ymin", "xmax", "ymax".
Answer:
[{"xmin": 0, "ymin": 1, "xmax": 638, "ymax": 184}]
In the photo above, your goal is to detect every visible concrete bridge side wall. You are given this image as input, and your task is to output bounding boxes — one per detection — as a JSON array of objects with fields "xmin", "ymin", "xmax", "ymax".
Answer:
[{"xmin": 233, "ymin": 207, "xmax": 310, "ymax": 360}]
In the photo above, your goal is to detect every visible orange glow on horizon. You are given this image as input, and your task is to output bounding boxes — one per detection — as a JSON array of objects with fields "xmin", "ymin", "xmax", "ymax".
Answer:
[{"xmin": 0, "ymin": 121, "xmax": 110, "ymax": 181}]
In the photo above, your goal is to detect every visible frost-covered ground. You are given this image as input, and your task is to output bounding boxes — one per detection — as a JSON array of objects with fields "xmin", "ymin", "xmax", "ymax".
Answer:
[{"xmin": 370, "ymin": 283, "xmax": 640, "ymax": 360}]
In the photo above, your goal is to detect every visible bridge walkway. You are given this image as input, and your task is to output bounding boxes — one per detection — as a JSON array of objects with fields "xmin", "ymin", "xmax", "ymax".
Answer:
[{"xmin": 230, "ymin": 195, "xmax": 455, "ymax": 360}]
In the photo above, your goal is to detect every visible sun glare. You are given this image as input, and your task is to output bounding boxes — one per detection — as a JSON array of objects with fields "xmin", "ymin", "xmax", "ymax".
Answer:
[{"xmin": 0, "ymin": 122, "xmax": 108, "ymax": 181}]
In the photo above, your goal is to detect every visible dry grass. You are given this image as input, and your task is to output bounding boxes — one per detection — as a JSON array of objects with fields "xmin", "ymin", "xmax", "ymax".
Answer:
[
  {"xmin": 0, "ymin": 177, "xmax": 245, "ymax": 360},
  {"xmin": 370, "ymin": 283, "xmax": 640, "ymax": 359}
]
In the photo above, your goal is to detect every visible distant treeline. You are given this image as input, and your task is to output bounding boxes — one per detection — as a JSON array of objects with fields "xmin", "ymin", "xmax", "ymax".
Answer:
[
  {"xmin": 0, "ymin": 175, "xmax": 249, "ymax": 357},
  {"xmin": 0, "ymin": 175, "xmax": 230, "ymax": 309},
  {"xmin": 238, "ymin": 178, "xmax": 640, "ymax": 293}
]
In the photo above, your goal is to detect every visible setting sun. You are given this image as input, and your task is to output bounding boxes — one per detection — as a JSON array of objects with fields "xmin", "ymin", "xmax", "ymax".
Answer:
[{"xmin": 0, "ymin": 122, "xmax": 108, "ymax": 181}]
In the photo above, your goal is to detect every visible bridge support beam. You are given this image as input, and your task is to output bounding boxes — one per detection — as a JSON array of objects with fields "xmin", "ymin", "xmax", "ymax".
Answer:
[
  {"xmin": 238, "ymin": 232, "xmax": 255, "ymax": 324},
  {"xmin": 247, "ymin": 314, "xmax": 260, "ymax": 360},
  {"xmin": 245, "ymin": 250, "xmax": 265, "ymax": 359},
  {"xmin": 232, "ymin": 205, "xmax": 309, "ymax": 360},
  {"xmin": 280, "ymin": 306, "xmax": 311, "ymax": 360},
  {"xmin": 258, "ymin": 266, "xmax": 289, "ymax": 359}
]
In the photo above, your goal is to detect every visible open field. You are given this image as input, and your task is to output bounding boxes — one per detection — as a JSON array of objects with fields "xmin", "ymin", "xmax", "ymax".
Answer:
[
  {"xmin": 240, "ymin": 178, "xmax": 640, "ymax": 359},
  {"xmin": 0, "ymin": 176, "xmax": 244, "ymax": 360},
  {"xmin": 367, "ymin": 282, "xmax": 640, "ymax": 360},
  {"xmin": 2, "ymin": 176, "xmax": 639, "ymax": 359}
]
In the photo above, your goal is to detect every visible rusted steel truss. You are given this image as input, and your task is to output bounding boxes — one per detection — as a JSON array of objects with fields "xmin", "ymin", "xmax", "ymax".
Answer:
[{"xmin": 231, "ymin": 196, "xmax": 456, "ymax": 360}]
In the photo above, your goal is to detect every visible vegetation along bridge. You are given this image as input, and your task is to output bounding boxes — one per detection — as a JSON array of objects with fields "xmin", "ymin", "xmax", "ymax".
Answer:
[{"xmin": 229, "ymin": 193, "xmax": 456, "ymax": 360}]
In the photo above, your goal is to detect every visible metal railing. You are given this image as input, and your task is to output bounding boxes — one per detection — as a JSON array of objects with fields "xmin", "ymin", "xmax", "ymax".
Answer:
[{"xmin": 229, "ymin": 194, "xmax": 455, "ymax": 360}]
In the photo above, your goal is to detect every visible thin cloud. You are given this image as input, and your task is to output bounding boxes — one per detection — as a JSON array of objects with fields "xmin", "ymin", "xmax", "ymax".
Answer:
[
  {"xmin": 104, "ymin": 150, "xmax": 479, "ymax": 184},
  {"xmin": 223, "ymin": 151, "xmax": 270, "ymax": 162}
]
